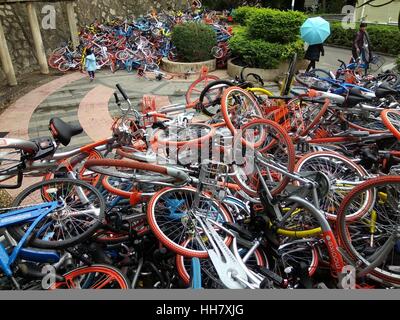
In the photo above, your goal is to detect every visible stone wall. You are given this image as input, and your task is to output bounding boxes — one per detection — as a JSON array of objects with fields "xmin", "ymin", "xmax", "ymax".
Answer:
[{"xmin": 0, "ymin": 0, "xmax": 184, "ymax": 83}]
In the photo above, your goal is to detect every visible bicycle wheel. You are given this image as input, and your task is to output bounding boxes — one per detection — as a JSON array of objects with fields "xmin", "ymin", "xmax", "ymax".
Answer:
[
  {"xmin": 295, "ymin": 73, "xmax": 331, "ymax": 91},
  {"xmin": 211, "ymin": 46, "xmax": 224, "ymax": 59},
  {"xmin": 337, "ymin": 176, "xmax": 400, "ymax": 285},
  {"xmin": 233, "ymin": 119, "xmax": 296, "ymax": 197},
  {"xmin": 295, "ymin": 151, "xmax": 373, "ymax": 221},
  {"xmin": 52, "ymin": 47, "xmax": 67, "ymax": 56},
  {"xmin": 58, "ymin": 61, "xmax": 71, "ymax": 72},
  {"xmin": 221, "ymin": 87, "xmax": 263, "ymax": 136},
  {"xmin": 297, "ymin": 98, "xmax": 330, "ymax": 137},
  {"xmin": 115, "ymin": 50, "xmax": 131, "ymax": 62},
  {"xmin": 186, "ymin": 75, "xmax": 220, "ymax": 105},
  {"xmin": 48, "ymin": 54, "xmax": 64, "ymax": 69},
  {"xmin": 8, "ymin": 178, "xmax": 105, "ymax": 249},
  {"xmin": 381, "ymin": 109, "xmax": 400, "ymax": 140},
  {"xmin": 147, "ymin": 187, "xmax": 233, "ymax": 258},
  {"xmin": 341, "ymin": 113, "xmax": 387, "ymax": 134},
  {"xmin": 275, "ymin": 239, "xmax": 319, "ymax": 278},
  {"xmin": 198, "ymin": 80, "xmax": 234, "ymax": 117},
  {"xmin": 55, "ymin": 264, "xmax": 130, "ymax": 289}
]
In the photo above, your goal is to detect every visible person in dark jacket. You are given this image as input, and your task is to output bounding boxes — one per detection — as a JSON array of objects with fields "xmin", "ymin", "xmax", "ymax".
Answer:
[
  {"xmin": 352, "ymin": 22, "xmax": 372, "ymax": 74},
  {"xmin": 305, "ymin": 43, "xmax": 325, "ymax": 72}
]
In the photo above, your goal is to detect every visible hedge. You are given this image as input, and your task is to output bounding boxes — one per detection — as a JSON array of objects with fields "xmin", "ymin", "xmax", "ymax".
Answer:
[
  {"xmin": 326, "ymin": 22, "xmax": 400, "ymax": 56},
  {"xmin": 229, "ymin": 27, "xmax": 305, "ymax": 69},
  {"xmin": 232, "ymin": 6, "xmax": 262, "ymax": 25},
  {"xmin": 247, "ymin": 8, "xmax": 306, "ymax": 44}
]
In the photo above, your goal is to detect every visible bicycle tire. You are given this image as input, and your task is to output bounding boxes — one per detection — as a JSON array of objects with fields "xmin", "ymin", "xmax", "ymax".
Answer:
[
  {"xmin": 294, "ymin": 151, "xmax": 373, "ymax": 221},
  {"xmin": 147, "ymin": 187, "xmax": 233, "ymax": 258},
  {"xmin": 381, "ymin": 109, "xmax": 400, "ymax": 140},
  {"xmin": 340, "ymin": 113, "xmax": 387, "ymax": 134},
  {"xmin": 233, "ymin": 118, "xmax": 296, "ymax": 197},
  {"xmin": 186, "ymin": 75, "xmax": 220, "ymax": 105},
  {"xmin": 299, "ymin": 98, "xmax": 330, "ymax": 137},
  {"xmin": 198, "ymin": 79, "xmax": 234, "ymax": 117},
  {"xmin": 221, "ymin": 86, "xmax": 263, "ymax": 138},
  {"xmin": 58, "ymin": 61, "xmax": 71, "ymax": 72},
  {"xmin": 8, "ymin": 178, "xmax": 105, "ymax": 249},
  {"xmin": 48, "ymin": 54, "xmax": 64, "ymax": 69},
  {"xmin": 337, "ymin": 176, "xmax": 400, "ymax": 285},
  {"xmin": 56, "ymin": 264, "xmax": 130, "ymax": 289}
]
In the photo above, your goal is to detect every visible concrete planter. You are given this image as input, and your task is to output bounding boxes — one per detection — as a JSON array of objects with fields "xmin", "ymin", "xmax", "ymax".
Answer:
[
  {"xmin": 161, "ymin": 57, "xmax": 217, "ymax": 74},
  {"xmin": 227, "ymin": 58, "xmax": 308, "ymax": 82}
]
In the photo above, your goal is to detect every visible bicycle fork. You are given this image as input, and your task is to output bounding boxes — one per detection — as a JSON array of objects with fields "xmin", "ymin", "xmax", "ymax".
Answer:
[{"xmin": 193, "ymin": 215, "xmax": 261, "ymax": 289}]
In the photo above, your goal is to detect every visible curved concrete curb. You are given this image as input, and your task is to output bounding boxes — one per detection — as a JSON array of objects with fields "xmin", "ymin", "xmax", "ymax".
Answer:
[
  {"xmin": 161, "ymin": 57, "xmax": 216, "ymax": 74},
  {"xmin": 227, "ymin": 59, "xmax": 308, "ymax": 82}
]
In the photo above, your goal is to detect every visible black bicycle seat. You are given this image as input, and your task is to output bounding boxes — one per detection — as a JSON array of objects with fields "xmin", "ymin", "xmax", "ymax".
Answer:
[
  {"xmin": 346, "ymin": 87, "xmax": 373, "ymax": 106},
  {"xmin": 49, "ymin": 117, "xmax": 83, "ymax": 146},
  {"xmin": 375, "ymin": 83, "xmax": 398, "ymax": 99}
]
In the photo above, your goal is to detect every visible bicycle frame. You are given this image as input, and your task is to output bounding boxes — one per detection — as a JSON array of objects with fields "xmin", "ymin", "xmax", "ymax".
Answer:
[
  {"xmin": 0, "ymin": 202, "xmax": 59, "ymax": 277},
  {"xmin": 0, "ymin": 136, "xmax": 115, "ymax": 186}
]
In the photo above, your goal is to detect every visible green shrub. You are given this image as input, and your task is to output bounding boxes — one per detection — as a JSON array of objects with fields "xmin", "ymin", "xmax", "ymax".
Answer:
[
  {"xmin": 326, "ymin": 22, "xmax": 400, "ymax": 56},
  {"xmin": 229, "ymin": 28, "xmax": 304, "ymax": 69},
  {"xmin": 232, "ymin": 6, "xmax": 261, "ymax": 25},
  {"xmin": 247, "ymin": 9, "xmax": 307, "ymax": 44},
  {"xmin": 171, "ymin": 23, "xmax": 216, "ymax": 62}
]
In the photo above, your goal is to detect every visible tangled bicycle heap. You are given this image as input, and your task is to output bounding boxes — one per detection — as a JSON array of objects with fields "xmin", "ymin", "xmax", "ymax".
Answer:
[
  {"xmin": 47, "ymin": 9, "xmax": 232, "ymax": 75},
  {"xmin": 2, "ymin": 57, "xmax": 400, "ymax": 289}
]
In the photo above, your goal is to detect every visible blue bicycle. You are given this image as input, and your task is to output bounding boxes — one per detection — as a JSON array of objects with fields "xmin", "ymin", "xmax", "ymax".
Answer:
[{"xmin": 0, "ymin": 178, "xmax": 111, "ymax": 289}]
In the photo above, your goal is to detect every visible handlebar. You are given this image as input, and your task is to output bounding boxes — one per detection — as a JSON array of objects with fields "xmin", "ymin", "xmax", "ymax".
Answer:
[{"xmin": 116, "ymin": 83, "xmax": 129, "ymax": 101}]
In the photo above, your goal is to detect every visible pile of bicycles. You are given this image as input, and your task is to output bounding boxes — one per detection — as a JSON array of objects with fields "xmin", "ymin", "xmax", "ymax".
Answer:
[
  {"xmin": 47, "ymin": 9, "xmax": 232, "ymax": 74},
  {"xmin": 2, "ymin": 57, "xmax": 400, "ymax": 289}
]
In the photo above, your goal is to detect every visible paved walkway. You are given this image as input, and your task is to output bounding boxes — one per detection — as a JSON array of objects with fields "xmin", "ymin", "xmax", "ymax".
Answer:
[
  {"xmin": 2, "ymin": 68, "xmax": 279, "ymax": 153},
  {"xmin": 316, "ymin": 46, "xmax": 396, "ymax": 73}
]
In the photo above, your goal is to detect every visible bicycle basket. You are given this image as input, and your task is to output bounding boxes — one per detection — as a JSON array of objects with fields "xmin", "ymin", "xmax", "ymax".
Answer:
[{"xmin": 197, "ymin": 160, "xmax": 229, "ymax": 201}]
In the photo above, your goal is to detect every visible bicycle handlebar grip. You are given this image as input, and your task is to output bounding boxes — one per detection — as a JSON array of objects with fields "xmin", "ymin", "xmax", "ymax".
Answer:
[
  {"xmin": 113, "ymin": 92, "xmax": 120, "ymax": 105},
  {"xmin": 116, "ymin": 84, "xmax": 129, "ymax": 101}
]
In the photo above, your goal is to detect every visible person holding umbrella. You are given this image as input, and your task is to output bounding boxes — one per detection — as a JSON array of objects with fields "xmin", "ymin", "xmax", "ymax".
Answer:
[
  {"xmin": 305, "ymin": 43, "xmax": 325, "ymax": 72},
  {"xmin": 300, "ymin": 17, "xmax": 330, "ymax": 72}
]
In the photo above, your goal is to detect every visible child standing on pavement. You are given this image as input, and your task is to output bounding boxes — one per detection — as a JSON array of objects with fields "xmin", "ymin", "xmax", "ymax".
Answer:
[{"xmin": 85, "ymin": 48, "xmax": 97, "ymax": 82}]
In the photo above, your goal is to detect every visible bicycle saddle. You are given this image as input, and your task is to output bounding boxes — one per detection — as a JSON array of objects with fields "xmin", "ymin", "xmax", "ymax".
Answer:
[
  {"xmin": 375, "ymin": 83, "xmax": 398, "ymax": 99},
  {"xmin": 346, "ymin": 87, "xmax": 373, "ymax": 106},
  {"xmin": 49, "ymin": 117, "xmax": 83, "ymax": 146}
]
